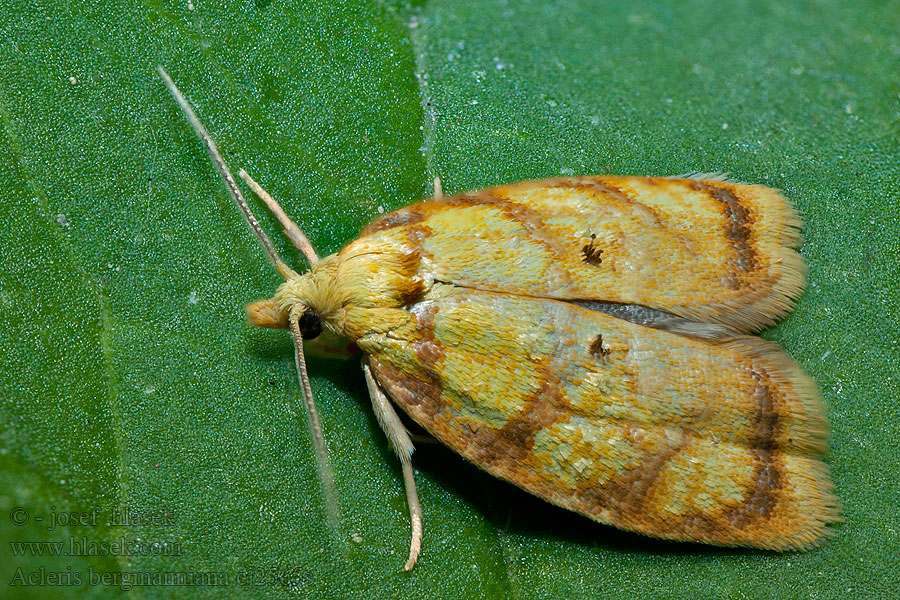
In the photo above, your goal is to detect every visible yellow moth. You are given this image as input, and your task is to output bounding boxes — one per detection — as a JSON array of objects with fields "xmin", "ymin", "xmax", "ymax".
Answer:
[{"xmin": 158, "ymin": 67, "xmax": 838, "ymax": 571}]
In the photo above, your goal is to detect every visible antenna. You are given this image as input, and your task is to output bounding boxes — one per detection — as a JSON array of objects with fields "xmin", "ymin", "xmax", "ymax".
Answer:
[
  {"xmin": 238, "ymin": 169, "xmax": 319, "ymax": 267},
  {"xmin": 156, "ymin": 66, "xmax": 298, "ymax": 280},
  {"xmin": 289, "ymin": 309, "xmax": 342, "ymax": 531}
]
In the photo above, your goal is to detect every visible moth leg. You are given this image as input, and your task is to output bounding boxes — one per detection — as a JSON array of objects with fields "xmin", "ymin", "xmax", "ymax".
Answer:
[
  {"xmin": 237, "ymin": 168, "xmax": 319, "ymax": 267},
  {"xmin": 362, "ymin": 360, "xmax": 422, "ymax": 571},
  {"xmin": 433, "ymin": 176, "xmax": 443, "ymax": 199}
]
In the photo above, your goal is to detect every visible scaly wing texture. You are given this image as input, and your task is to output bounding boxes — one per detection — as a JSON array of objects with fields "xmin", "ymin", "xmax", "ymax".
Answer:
[
  {"xmin": 358, "ymin": 176, "xmax": 805, "ymax": 332},
  {"xmin": 351, "ymin": 289, "xmax": 838, "ymax": 549}
]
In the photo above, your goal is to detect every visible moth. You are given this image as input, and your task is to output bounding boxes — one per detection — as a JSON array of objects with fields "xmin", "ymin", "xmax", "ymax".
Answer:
[{"xmin": 159, "ymin": 67, "xmax": 838, "ymax": 571}]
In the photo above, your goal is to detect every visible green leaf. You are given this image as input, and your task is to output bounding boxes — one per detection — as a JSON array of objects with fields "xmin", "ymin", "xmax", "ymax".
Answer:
[{"xmin": 1, "ymin": 0, "xmax": 897, "ymax": 598}]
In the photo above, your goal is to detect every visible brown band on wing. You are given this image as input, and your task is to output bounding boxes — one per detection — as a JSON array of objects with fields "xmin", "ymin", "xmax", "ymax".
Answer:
[
  {"xmin": 448, "ymin": 192, "xmax": 572, "ymax": 258},
  {"xmin": 360, "ymin": 206, "xmax": 426, "ymax": 235},
  {"xmin": 410, "ymin": 302, "xmax": 445, "ymax": 364},
  {"xmin": 577, "ymin": 436, "xmax": 683, "ymax": 519},
  {"xmin": 689, "ymin": 181, "xmax": 758, "ymax": 273},
  {"xmin": 403, "ymin": 222, "xmax": 432, "ymax": 248},
  {"xmin": 724, "ymin": 449, "xmax": 782, "ymax": 530},
  {"xmin": 370, "ymin": 299, "xmax": 447, "ymax": 420},
  {"xmin": 717, "ymin": 368, "xmax": 783, "ymax": 530},
  {"xmin": 469, "ymin": 358, "xmax": 563, "ymax": 469},
  {"xmin": 678, "ymin": 511, "xmax": 729, "ymax": 542},
  {"xmin": 551, "ymin": 178, "xmax": 667, "ymax": 228},
  {"xmin": 683, "ymin": 369, "xmax": 783, "ymax": 537},
  {"xmin": 750, "ymin": 369, "xmax": 780, "ymax": 451},
  {"xmin": 423, "ymin": 191, "xmax": 576, "ymax": 289},
  {"xmin": 369, "ymin": 359, "xmax": 444, "ymax": 420},
  {"xmin": 479, "ymin": 302, "xmax": 578, "ymax": 471}
]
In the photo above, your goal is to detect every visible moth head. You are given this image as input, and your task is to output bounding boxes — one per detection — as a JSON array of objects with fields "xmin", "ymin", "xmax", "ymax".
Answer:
[
  {"xmin": 245, "ymin": 256, "xmax": 344, "ymax": 333},
  {"xmin": 245, "ymin": 297, "xmax": 323, "ymax": 340}
]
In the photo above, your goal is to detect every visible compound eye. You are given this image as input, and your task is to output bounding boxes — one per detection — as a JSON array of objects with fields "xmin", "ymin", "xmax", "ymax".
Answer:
[{"xmin": 298, "ymin": 311, "xmax": 323, "ymax": 340}]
